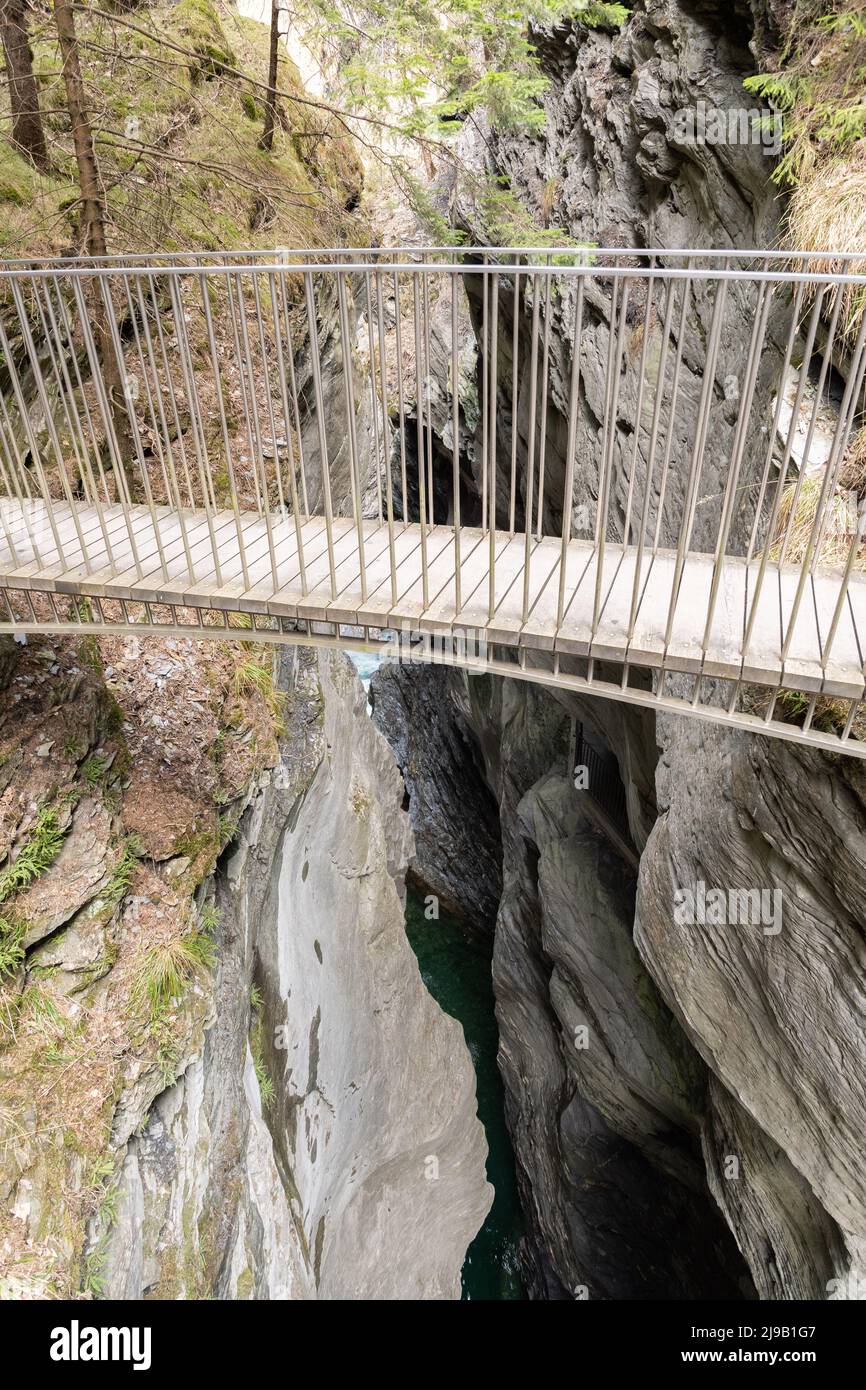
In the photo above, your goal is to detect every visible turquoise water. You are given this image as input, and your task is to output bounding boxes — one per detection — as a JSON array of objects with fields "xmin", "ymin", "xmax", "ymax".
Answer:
[
  {"xmin": 348, "ymin": 650, "xmax": 386, "ymax": 687},
  {"xmin": 405, "ymin": 891, "xmax": 526, "ymax": 1300}
]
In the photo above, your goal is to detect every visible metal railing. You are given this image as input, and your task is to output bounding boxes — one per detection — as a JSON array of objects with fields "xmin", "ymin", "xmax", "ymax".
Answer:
[{"xmin": 0, "ymin": 247, "xmax": 865, "ymax": 754}]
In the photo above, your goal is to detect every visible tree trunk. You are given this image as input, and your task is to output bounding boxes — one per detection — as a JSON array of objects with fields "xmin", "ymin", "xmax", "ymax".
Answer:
[
  {"xmin": 0, "ymin": 0, "xmax": 48, "ymax": 168},
  {"xmin": 259, "ymin": 0, "xmax": 279, "ymax": 152},
  {"xmin": 53, "ymin": 0, "xmax": 135, "ymax": 495}
]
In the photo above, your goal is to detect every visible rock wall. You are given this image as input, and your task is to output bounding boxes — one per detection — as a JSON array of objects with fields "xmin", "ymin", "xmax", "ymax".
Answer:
[
  {"xmin": 0, "ymin": 637, "xmax": 491, "ymax": 1299},
  {"xmin": 448, "ymin": 0, "xmax": 788, "ymax": 554},
  {"xmin": 374, "ymin": 661, "xmax": 750, "ymax": 1299},
  {"xmin": 101, "ymin": 648, "xmax": 491, "ymax": 1299}
]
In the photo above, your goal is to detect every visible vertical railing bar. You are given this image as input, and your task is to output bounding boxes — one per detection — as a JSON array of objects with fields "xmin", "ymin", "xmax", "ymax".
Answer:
[
  {"xmin": 58, "ymin": 273, "xmax": 120, "ymax": 561},
  {"xmin": 304, "ymin": 269, "xmax": 337, "ymax": 598},
  {"xmin": 168, "ymin": 272, "xmax": 225, "ymax": 586},
  {"xmin": 594, "ymin": 276, "xmax": 621, "ymax": 548},
  {"xmin": 662, "ymin": 278, "xmax": 728, "ymax": 655},
  {"xmin": 9, "ymin": 278, "xmax": 89, "ymax": 568},
  {"xmin": 745, "ymin": 281, "xmax": 807, "ymax": 565},
  {"xmin": 535, "ymin": 257, "xmax": 553, "ymax": 540},
  {"xmin": 0, "ymin": 376, "xmax": 44, "ymax": 563},
  {"xmin": 841, "ymin": 694, "xmax": 860, "ymax": 742},
  {"xmin": 621, "ymin": 258, "xmax": 656, "ymax": 551},
  {"xmin": 268, "ymin": 270, "xmax": 306, "ymax": 595},
  {"xmin": 0, "ymin": 296, "xmax": 70, "ymax": 566},
  {"xmin": 122, "ymin": 275, "xmax": 172, "ymax": 512},
  {"xmin": 276, "ymin": 271, "xmax": 310, "ymax": 519},
  {"xmin": 412, "ymin": 271, "xmax": 429, "ymax": 607},
  {"xmin": 0, "ymin": 360, "xmax": 33, "ymax": 501},
  {"xmin": 590, "ymin": 277, "xmax": 630, "ymax": 657},
  {"xmin": 148, "ymin": 271, "xmax": 196, "ymax": 510},
  {"xmin": 423, "ymin": 263, "xmax": 435, "ymax": 527},
  {"xmin": 98, "ymin": 272, "xmax": 169, "ymax": 581},
  {"xmin": 337, "ymin": 270, "xmax": 367, "ymax": 602},
  {"xmin": 251, "ymin": 270, "xmax": 287, "ymax": 517},
  {"xmin": 31, "ymin": 278, "xmax": 92, "ymax": 508},
  {"xmin": 780, "ymin": 320, "xmax": 866, "ymax": 664},
  {"xmin": 509, "ymin": 260, "xmax": 521, "ymax": 536},
  {"xmin": 201, "ymin": 270, "xmax": 250, "ymax": 590},
  {"xmin": 0, "ymin": 450, "xmax": 23, "ymax": 565},
  {"xmin": 488, "ymin": 270, "xmax": 499, "ymax": 623},
  {"xmin": 452, "ymin": 271, "xmax": 462, "ymax": 615},
  {"xmin": 778, "ymin": 289, "xmax": 842, "ymax": 566},
  {"xmin": 235, "ymin": 274, "xmax": 280, "ymax": 589},
  {"xmin": 481, "ymin": 254, "xmax": 488, "ymax": 533},
  {"xmin": 745, "ymin": 293, "xmax": 865, "ymax": 663},
  {"xmin": 811, "ymin": 327, "xmax": 866, "ymax": 567},
  {"xmin": 138, "ymin": 274, "xmax": 196, "ymax": 581},
  {"xmin": 521, "ymin": 273, "xmax": 541, "ymax": 623},
  {"xmin": 393, "ymin": 268, "xmax": 409, "ymax": 527},
  {"xmin": 699, "ymin": 280, "xmax": 774, "ymax": 663},
  {"xmin": 363, "ymin": 268, "xmax": 384, "ymax": 524},
  {"xmin": 821, "ymin": 505, "xmax": 866, "ymax": 673},
  {"xmin": 624, "ymin": 275, "xmax": 678, "ymax": 647},
  {"xmin": 652, "ymin": 269, "xmax": 694, "ymax": 555},
  {"xmin": 224, "ymin": 273, "xmax": 259, "ymax": 514},
  {"xmin": 374, "ymin": 268, "xmax": 397, "ymax": 606},
  {"xmin": 556, "ymin": 271, "xmax": 585, "ymax": 632},
  {"xmin": 234, "ymin": 274, "xmax": 271, "ymax": 517},
  {"xmin": 51, "ymin": 276, "xmax": 110, "ymax": 506}
]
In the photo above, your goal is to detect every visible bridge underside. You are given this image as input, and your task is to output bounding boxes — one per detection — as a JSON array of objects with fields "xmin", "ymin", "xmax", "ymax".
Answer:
[{"xmin": 1, "ymin": 500, "xmax": 865, "ymax": 757}]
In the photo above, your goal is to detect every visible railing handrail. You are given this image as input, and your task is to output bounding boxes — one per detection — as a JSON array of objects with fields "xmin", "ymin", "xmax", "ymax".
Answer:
[
  {"xmin": 0, "ymin": 244, "xmax": 864, "ymax": 268},
  {"xmin": 0, "ymin": 259, "xmax": 864, "ymax": 285}
]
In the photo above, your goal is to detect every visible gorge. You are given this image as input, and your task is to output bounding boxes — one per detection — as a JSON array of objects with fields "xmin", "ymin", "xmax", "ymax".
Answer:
[{"xmin": 0, "ymin": 0, "xmax": 865, "ymax": 1307}]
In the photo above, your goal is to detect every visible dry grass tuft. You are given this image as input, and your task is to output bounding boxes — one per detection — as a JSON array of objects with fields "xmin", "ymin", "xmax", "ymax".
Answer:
[
  {"xmin": 787, "ymin": 148, "xmax": 866, "ymax": 343},
  {"xmin": 773, "ymin": 473, "xmax": 862, "ymax": 568}
]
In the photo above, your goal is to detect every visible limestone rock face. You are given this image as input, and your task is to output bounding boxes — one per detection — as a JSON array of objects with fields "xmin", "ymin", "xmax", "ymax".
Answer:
[
  {"xmin": 371, "ymin": 659, "xmax": 502, "ymax": 927},
  {"xmin": 102, "ymin": 649, "xmax": 492, "ymax": 1299},
  {"xmin": 464, "ymin": 675, "xmax": 747, "ymax": 1298},
  {"xmin": 636, "ymin": 717, "xmax": 866, "ymax": 1298}
]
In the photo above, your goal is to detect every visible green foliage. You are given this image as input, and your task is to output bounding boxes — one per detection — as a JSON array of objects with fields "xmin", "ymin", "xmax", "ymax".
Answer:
[
  {"xmin": 571, "ymin": 1, "xmax": 630, "ymax": 25},
  {"xmin": 240, "ymin": 89, "xmax": 260, "ymax": 121},
  {"xmin": 102, "ymin": 839, "xmax": 139, "ymax": 909},
  {"xmin": 0, "ymin": 807, "xmax": 66, "ymax": 904},
  {"xmin": 80, "ymin": 754, "xmax": 109, "ymax": 789},
  {"xmin": 296, "ymin": 0, "xmax": 629, "ymax": 141},
  {"xmin": 743, "ymin": 4, "xmax": 866, "ymax": 188},
  {"xmin": 0, "ymin": 916, "xmax": 25, "ymax": 978},
  {"xmin": 174, "ymin": 0, "xmax": 237, "ymax": 77},
  {"xmin": 817, "ymin": 9, "xmax": 866, "ymax": 37},
  {"xmin": 232, "ymin": 654, "xmax": 286, "ymax": 731},
  {"xmin": 130, "ymin": 930, "xmax": 218, "ymax": 1022},
  {"xmin": 249, "ymin": 1003, "xmax": 275, "ymax": 1112},
  {"xmin": 253, "ymin": 1052, "xmax": 276, "ymax": 1111},
  {"xmin": 198, "ymin": 903, "xmax": 221, "ymax": 934},
  {"xmin": 743, "ymin": 72, "xmax": 799, "ymax": 112},
  {"xmin": 81, "ymin": 1163, "xmax": 119, "ymax": 1298}
]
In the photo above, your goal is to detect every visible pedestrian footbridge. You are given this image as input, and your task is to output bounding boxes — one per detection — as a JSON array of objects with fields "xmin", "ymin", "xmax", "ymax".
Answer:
[{"xmin": 0, "ymin": 248, "xmax": 864, "ymax": 758}]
